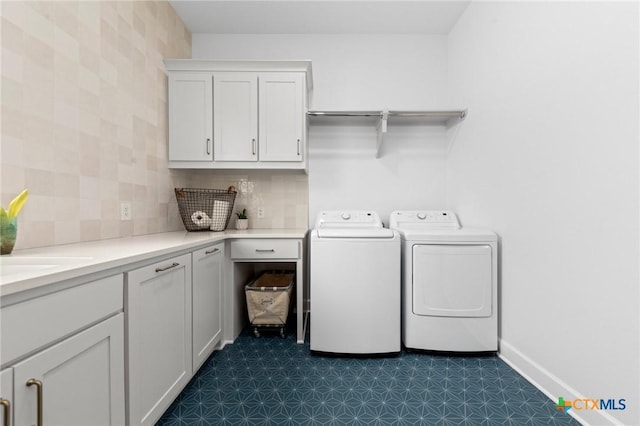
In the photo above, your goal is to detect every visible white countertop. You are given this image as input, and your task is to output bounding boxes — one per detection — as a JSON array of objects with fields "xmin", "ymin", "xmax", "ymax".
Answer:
[{"xmin": 0, "ymin": 229, "xmax": 307, "ymax": 298}]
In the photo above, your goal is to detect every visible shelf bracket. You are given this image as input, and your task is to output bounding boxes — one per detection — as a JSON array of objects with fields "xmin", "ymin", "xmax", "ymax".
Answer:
[{"xmin": 376, "ymin": 110, "xmax": 388, "ymax": 158}]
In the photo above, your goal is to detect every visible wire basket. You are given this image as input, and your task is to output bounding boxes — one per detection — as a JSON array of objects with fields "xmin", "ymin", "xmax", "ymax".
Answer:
[{"xmin": 175, "ymin": 187, "xmax": 237, "ymax": 231}]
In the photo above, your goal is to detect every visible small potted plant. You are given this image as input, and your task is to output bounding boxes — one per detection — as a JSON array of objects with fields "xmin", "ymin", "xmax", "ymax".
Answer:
[{"xmin": 235, "ymin": 208, "xmax": 249, "ymax": 230}]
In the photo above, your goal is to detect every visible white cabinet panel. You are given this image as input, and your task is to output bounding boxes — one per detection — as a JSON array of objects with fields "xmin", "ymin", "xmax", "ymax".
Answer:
[
  {"xmin": 213, "ymin": 72, "xmax": 258, "ymax": 162},
  {"xmin": 12, "ymin": 314, "xmax": 125, "ymax": 426},
  {"xmin": 168, "ymin": 73, "xmax": 213, "ymax": 162},
  {"xmin": 1, "ymin": 274, "xmax": 123, "ymax": 365},
  {"xmin": 192, "ymin": 243, "xmax": 224, "ymax": 372},
  {"xmin": 259, "ymin": 73, "xmax": 305, "ymax": 162},
  {"xmin": 226, "ymin": 238, "xmax": 306, "ymax": 344},
  {"xmin": 0, "ymin": 369, "xmax": 13, "ymax": 426},
  {"xmin": 127, "ymin": 254, "xmax": 192, "ymax": 426},
  {"xmin": 230, "ymin": 239, "xmax": 299, "ymax": 260}
]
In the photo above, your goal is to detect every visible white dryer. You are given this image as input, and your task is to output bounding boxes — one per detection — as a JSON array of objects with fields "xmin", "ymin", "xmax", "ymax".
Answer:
[
  {"xmin": 310, "ymin": 211, "xmax": 400, "ymax": 355},
  {"xmin": 390, "ymin": 211, "xmax": 498, "ymax": 353}
]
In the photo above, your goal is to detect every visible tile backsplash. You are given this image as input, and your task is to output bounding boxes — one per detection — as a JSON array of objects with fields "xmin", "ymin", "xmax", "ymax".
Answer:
[
  {"xmin": 1, "ymin": 1, "xmax": 191, "ymax": 250},
  {"xmin": 170, "ymin": 170, "xmax": 309, "ymax": 231},
  {"xmin": 0, "ymin": 1, "xmax": 309, "ymax": 251}
]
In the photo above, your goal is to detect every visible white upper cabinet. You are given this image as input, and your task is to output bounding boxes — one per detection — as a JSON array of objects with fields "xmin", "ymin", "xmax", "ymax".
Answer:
[
  {"xmin": 168, "ymin": 73, "xmax": 213, "ymax": 162},
  {"xmin": 259, "ymin": 73, "xmax": 305, "ymax": 162},
  {"xmin": 164, "ymin": 60, "xmax": 312, "ymax": 171},
  {"xmin": 214, "ymin": 72, "xmax": 258, "ymax": 162}
]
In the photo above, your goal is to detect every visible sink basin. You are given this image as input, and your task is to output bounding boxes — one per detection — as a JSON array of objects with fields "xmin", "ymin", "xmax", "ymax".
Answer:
[
  {"xmin": 1, "ymin": 264, "xmax": 60, "ymax": 276},
  {"xmin": 0, "ymin": 257, "xmax": 93, "ymax": 277},
  {"xmin": 1, "ymin": 256, "xmax": 92, "ymax": 263}
]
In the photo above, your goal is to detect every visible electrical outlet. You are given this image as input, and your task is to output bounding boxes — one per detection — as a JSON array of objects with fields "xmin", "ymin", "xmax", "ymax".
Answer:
[
  {"xmin": 121, "ymin": 202, "xmax": 132, "ymax": 220},
  {"xmin": 257, "ymin": 207, "xmax": 265, "ymax": 218}
]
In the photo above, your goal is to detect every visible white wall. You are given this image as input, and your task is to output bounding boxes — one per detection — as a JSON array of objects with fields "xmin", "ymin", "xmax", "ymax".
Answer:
[
  {"xmin": 447, "ymin": 2, "xmax": 639, "ymax": 425},
  {"xmin": 193, "ymin": 34, "xmax": 453, "ymax": 223},
  {"xmin": 193, "ymin": 16, "xmax": 639, "ymax": 423}
]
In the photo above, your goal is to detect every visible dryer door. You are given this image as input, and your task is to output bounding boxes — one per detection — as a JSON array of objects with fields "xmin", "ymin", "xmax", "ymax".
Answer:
[{"xmin": 412, "ymin": 244, "xmax": 492, "ymax": 317}]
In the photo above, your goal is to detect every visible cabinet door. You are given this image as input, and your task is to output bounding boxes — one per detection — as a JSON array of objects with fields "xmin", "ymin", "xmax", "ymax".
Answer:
[
  {"xmin": 127, "ymin": 254, "xmax": 192, "ymax": 426},
  {"xmin": 13, "ymin": 314, "xmax": 125, "ymax": 426},
  {"xmin": 1, "ymin": 369, "xmax": 12, "ymax": 426},
  {"xmin": 258, "ymin": 73, "xmax": 305, "ymax": 162},
  {"xmin": 168, "ymin": 72, "xmax": 213, "ymax": 161},
  {"xmin": 192, "ymin": 243, "xmax": 224, "ymax": 372},
  {"xmin": 214, "ymin": 72, "xmax": 258, "ymax": 162}
]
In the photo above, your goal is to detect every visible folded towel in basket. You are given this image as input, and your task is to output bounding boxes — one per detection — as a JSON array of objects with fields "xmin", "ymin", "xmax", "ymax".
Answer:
[
  {"xmin": 209, "ymin": 200, "xmax": 230, "ymax": 231},
  {"xmin": 190, "ymin": 211, "xmax": 212, "ymax": 227}
]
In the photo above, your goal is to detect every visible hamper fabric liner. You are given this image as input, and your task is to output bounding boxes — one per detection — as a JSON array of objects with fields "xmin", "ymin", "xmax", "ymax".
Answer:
[{"xmin": 245, "ymin": 271, "xmax": 294, "ymax": 326}]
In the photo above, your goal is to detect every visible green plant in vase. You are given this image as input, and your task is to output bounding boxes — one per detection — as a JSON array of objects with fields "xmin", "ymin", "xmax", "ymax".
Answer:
[
  {"xmin": 1, "ymin": 189, "xmax": 29, "ymax": 255},
  {"xmin": 235, "ymin": 208, "xmax": 249, "ymax": 230}
]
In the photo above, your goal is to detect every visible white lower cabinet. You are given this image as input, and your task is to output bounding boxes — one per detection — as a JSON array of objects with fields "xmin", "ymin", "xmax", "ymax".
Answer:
[
  {"xmin": 0, "ymin": 274, "xmax": 125, "ymax": 426},
  {"xmin": 126, "ymin": 253, "xmax": 193, "ymax": 426},
  {"xmin": 228, "ymin": 238, "xmax": 306, "ymax": 343},
  {"xmin": 13, "ymin": 314, "xmax": 125, "ymax": 426},
  {"xmin": 0, "ymin": 369, "xmax": 13, "ymax": 426},
  {"xmin": 192, "ymin": 243, "xmax": 224, "ymax": 372}
]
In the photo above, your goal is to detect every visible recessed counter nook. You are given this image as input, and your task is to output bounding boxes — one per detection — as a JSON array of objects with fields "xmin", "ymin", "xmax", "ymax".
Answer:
[{"xmin": 0, "ymin": 229, "xmax": 306, "ymax": 426}]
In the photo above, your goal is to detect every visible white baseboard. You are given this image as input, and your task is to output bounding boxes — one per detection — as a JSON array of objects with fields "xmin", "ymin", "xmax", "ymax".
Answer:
[
  {"xmin": 219, "ymin": 339, "xmax": 234, "ymax": 350},
  {"xmin": 499, "ymin": 340, "xmax": 624, "ymax": 426}
]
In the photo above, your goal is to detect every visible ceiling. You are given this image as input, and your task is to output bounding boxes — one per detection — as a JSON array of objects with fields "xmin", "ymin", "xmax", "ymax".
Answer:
[{"xmin": 168, "ymin": 1, "xmax": 471, "ymax": 35}]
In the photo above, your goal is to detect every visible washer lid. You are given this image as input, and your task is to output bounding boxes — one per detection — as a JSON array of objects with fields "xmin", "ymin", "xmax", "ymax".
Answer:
[
  {"xmin": 315, "ymin": 211, "xmax": 384, "ymax": 229},
  {"xmin": 317, "ymin": 228, "xmax": 396, "ymax": 238}
]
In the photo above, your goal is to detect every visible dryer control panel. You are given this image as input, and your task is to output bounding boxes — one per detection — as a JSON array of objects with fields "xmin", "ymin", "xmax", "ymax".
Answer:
[
  {"xmin": 315, "ymin": 211, "xmax": 383, "ymax": 228},
  {"xmin": 390, "ymin": 210, "xmax": 461, "ymax": 229}
]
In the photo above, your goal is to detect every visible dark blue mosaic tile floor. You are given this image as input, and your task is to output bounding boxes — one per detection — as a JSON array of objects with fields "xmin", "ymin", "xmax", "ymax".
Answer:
[{"xmin": 157, "ymin": 328, "xmax": 581, "ymax": 425}]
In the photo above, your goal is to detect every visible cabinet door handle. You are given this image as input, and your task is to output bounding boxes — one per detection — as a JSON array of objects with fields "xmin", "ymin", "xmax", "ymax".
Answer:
[
  {"xmin": 206, "ymin": 138, "xmax": 211, "ymax": 155},
  {"xmin": 297, "ymin": 139, "xmax": 301, "ymax": 156},
  {"xmin": 26, "ymin": 379, "xmax": 43, "ymax": 426},
  {"xmin": 256, "ymin": 249, "xmax": 275, "ymax": 253},
  {"xmin": 0, "ymin": 398, "xmax": 10, "ymax": 426},
  {"xmin": 252, "ymin": 138, "xmax": 256, "ymax": 155},
  {"xmin": 205, "ymin": 248, "xmax": 220, "ymax": 255},
  {"xmin": 155, "ymin": 262, "xmax": 180, "ymax": 273}
]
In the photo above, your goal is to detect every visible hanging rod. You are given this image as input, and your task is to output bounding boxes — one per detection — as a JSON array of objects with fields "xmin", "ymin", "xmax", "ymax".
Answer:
[
  {"xmin": 307, "ymin": 111, "xmax": 381, "ymax": 117},
  {"xmin": 389, "ymin": 110, "xmax": 466, "ymax": 119},
  {"xmin": 307, "ymin": 110, "xmax": 467, "ymax": 119}
]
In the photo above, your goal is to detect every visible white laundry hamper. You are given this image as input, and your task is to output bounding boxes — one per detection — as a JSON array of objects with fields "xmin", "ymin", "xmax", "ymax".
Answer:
[{"xmin": 245, "ymin": 271, "xmax": 294, "ymax": 338}]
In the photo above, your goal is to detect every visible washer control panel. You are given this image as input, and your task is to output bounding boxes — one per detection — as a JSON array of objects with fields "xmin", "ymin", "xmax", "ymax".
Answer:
[
  {"xmin": 390, "ymin": 210, "xmax": 460, "ymax": 229},
  {"xmin": 316, "ymin": 211, "xmax": 383, "ymax": 228}
]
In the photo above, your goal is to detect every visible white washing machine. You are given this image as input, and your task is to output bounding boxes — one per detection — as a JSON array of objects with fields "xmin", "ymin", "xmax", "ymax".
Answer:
[
  {"xmin": 390, "ymin": 210, "xmax": 498, "ymax": 353},
  {"xmin": 310, "ymin": 211, "xmax": 400, "ymax": 355}
]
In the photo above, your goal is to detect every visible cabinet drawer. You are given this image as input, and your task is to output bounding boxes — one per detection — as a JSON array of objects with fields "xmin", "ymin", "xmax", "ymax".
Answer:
[
  {"xmin": 230, "ymin": 239, "xmax": 299, "ymax": 260},
  {"xmin": 1, "ymin": 274, "xmax": 123, "ymax": 366}
]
